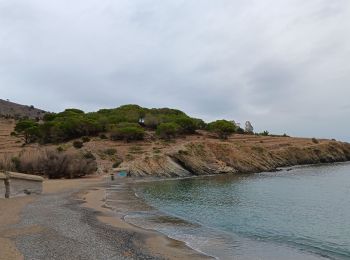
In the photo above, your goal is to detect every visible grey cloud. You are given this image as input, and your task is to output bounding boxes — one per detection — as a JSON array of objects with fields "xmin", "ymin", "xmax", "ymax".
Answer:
[
  {"xmin": 0, "ymin": 0, "xmax": 350, "ymax": 141},
  {"xmin": 245, "ymin": 61, "xmax": 298, "ymax": 105}
]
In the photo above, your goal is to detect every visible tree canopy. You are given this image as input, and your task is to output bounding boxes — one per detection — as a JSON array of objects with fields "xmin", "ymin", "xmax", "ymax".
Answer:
[
  {"xmin": 156, "ymin": 122, "xmax": 180, "ymax": 139},
  {"xmin": 207, "ymin": 120, "xmax": 237, "ymax": 139},
  {"xmin": 15, "ymin": 120, "xmax": 40, "ymax": 143},
  {"xmin": 13, "ymin": 105, "xmax": 253, "ymax": 143},
  {"xmin": 14, "ymin": 105, "xmax": 207, "ymax": 143}
]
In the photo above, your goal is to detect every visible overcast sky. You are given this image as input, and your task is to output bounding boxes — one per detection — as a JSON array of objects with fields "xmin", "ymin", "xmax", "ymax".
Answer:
[{"xmin": 0, "ymin": 0, "xmax": 349, "ymax": 141}]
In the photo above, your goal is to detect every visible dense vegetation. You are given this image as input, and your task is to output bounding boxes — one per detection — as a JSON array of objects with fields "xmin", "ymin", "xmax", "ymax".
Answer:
[
  {"xmin": 0, "ymin": 149, "xmax": 97, "ymax": 179},
  {"xmin": 14, "ymin": 104, "xmax": 242, "ymax": 143},
  {"xmin": 207, "ymin": 120, "xmax": 237, "ymax": 139}
]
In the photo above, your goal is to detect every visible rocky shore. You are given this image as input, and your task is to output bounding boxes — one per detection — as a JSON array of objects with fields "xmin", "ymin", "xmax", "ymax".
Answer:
[{"xmin": 126, "ymin": 137, "xmax": 350, "ymax": 177}]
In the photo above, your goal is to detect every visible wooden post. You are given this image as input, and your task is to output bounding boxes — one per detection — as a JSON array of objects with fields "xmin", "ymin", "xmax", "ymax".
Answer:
[{"xmin": 4, "ymin": 172, "xmax": 10, "ymax": 199}]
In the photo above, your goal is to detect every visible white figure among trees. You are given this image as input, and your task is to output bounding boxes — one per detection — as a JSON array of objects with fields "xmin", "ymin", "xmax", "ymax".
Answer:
[{"xmin": 245, "ymin": 121, "xmax": 254, "ymax": 133}]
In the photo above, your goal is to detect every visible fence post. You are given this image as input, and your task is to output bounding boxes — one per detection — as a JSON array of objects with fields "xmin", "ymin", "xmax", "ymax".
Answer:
[{"xmin": 4, "ymin": 171, "xmax": 10, "ymax": 199}]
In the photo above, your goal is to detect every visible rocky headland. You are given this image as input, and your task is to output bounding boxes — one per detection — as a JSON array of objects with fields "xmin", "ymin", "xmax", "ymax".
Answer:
[{"xmin": 125, "ymin": 135, "xmax": 350, "ymax": 177}]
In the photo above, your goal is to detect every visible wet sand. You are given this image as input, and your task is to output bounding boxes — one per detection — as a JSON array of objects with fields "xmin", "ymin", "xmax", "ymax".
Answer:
[
  {"xmin": 0, "ymin": 176, "xmax": 210, "ymax": 260},
  {"xmin": 82, "ymin": 187, "xmax": 211, "ymax": 259}
]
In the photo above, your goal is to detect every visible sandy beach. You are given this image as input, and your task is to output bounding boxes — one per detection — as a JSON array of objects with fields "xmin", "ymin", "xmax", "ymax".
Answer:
[{"xmin": 0, "ymin": 176, "xmax": 210, "ymax": 260}]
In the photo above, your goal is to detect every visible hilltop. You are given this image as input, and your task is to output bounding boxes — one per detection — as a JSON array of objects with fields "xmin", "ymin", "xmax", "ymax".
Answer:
[{"xmin": 0, "ymin": 99, "xmax": 46, "ymax": 120}]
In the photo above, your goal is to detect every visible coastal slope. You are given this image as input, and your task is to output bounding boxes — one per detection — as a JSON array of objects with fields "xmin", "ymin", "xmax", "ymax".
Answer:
[
  {"xmin": 125, "ymin": 135, "xmax": 350, "ymax": 177},
  {"xmin": 1, "ymin": 118, "xmax": 349, "ymax": 178}
]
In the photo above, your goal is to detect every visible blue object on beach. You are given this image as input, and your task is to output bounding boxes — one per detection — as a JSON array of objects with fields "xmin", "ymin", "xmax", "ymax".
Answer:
[{"xmin": 118, "ymin": 171, "xmax": 127, "ymax": 177}]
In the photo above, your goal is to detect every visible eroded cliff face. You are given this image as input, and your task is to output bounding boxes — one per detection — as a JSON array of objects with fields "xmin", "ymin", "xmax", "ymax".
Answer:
[{"xmin": 124, "ymin": 139, "xmax": 350, "ymax": 177}]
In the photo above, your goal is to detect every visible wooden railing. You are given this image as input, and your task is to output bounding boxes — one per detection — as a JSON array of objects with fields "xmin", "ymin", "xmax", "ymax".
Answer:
[{"xmin": 0, "ymin": 171, "xmax": 44, "ymax": 199}]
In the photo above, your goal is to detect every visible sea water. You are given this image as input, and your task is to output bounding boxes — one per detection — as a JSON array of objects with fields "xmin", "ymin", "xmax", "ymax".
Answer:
[{"xmin": 125, "ymin": 163, "xmax": 350, "ymax": 260}]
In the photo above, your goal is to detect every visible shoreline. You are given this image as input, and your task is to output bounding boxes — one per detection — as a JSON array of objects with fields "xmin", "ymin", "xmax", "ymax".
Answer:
[
  {"xmin": 2, "ymin": 161, "xmax": 350, "ymax": 259},
  {"xmin": 79, "ymin": 180, "xmax": 213, "ymax": 260},
  {"xmin": 0, "ymin": 175, "xmax": 212, "ymax": 260},
  {"xmin": 105, "ymin": 161, "xmax": 350, "ymax": 260}
]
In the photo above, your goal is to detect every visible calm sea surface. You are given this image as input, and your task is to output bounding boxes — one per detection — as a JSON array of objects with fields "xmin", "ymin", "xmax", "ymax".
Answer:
[{"xmin": 124, "ymin": 163, "xmax": 350, "ymax": 260}]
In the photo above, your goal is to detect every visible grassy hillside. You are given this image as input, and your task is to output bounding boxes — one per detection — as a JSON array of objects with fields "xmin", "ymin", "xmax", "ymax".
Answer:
[{"xmin": 0, "ymin": 118, "xmax": 24, "ymax": 154}]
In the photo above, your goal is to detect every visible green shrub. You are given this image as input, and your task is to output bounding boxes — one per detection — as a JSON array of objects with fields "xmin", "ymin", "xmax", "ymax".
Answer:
[
  {"xmin": 112, "ymin": 159, "xmax": 123, "ymax": 168},
  {"xmin": 73, "ymin": 140, "xmax": 84, "ymax": 149},
  {"xmin": 114, "ymin": 122, "xmax": 140, "ymax": 128},
  {"xmin": 43, "ymin": 113, "xmax": 56, "ymax": 122},
  {"xmin": 82, "ymin": 136, "xmax": 91, "ymax": 143},
  {"xmin": 64, "ymin": 108, "xmax": 85, "ymax": 114},
  {"xmin": 56, "ymin": 146, "xmax": 64, "ymax": 152},
  {"xmin": 99, "ymin": 133, "xmax": 108, "ymax": 139},
  {"xmin": 236, "ymin": 127, "xmax": 245, "ymax": 134},
  {"xmin": 20, "ymin": 109, "xmax": 102, "ymax": 143},
  {"xmin": 192, "ymin": 118, "xmax": 207, "ymax": 130},
  {"xmin": 260, "ymin": 131, "xmax": 269, "ymax": 136},
  {"xmin": 104, "ymin": 148, "xmax": 117, "ymax": 155},
  {"xmin": 256, "ymin": 131, "xmax": 270, "ymax": 136},
  {"xmin": 110, "ymin": 125, "xmax": 145, "ymax": 142},
  {"xmin": 156, "ymin": 122, "xmax": 180, "ymax": 139},
  {"xmin": 144, "ymin": 114, "xmax": 160, "ymax": 129},
  {"xmin": 312, "ymin": 138, "xmax": 319, "ymax": 144},
  {"xmin": 207, "ymin": 120, "xmax": 236, "ymax": 139},
  {"xmin": 14, "ymin": 119, "xmax": 40, "ymax": 144},
  {"xmin": 83, "ymin": 151, "xmax": 96, "ymax": 160},
  {"xmin": 175, "ymin": 117, "xmax": 198, "ymax": 134}
]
